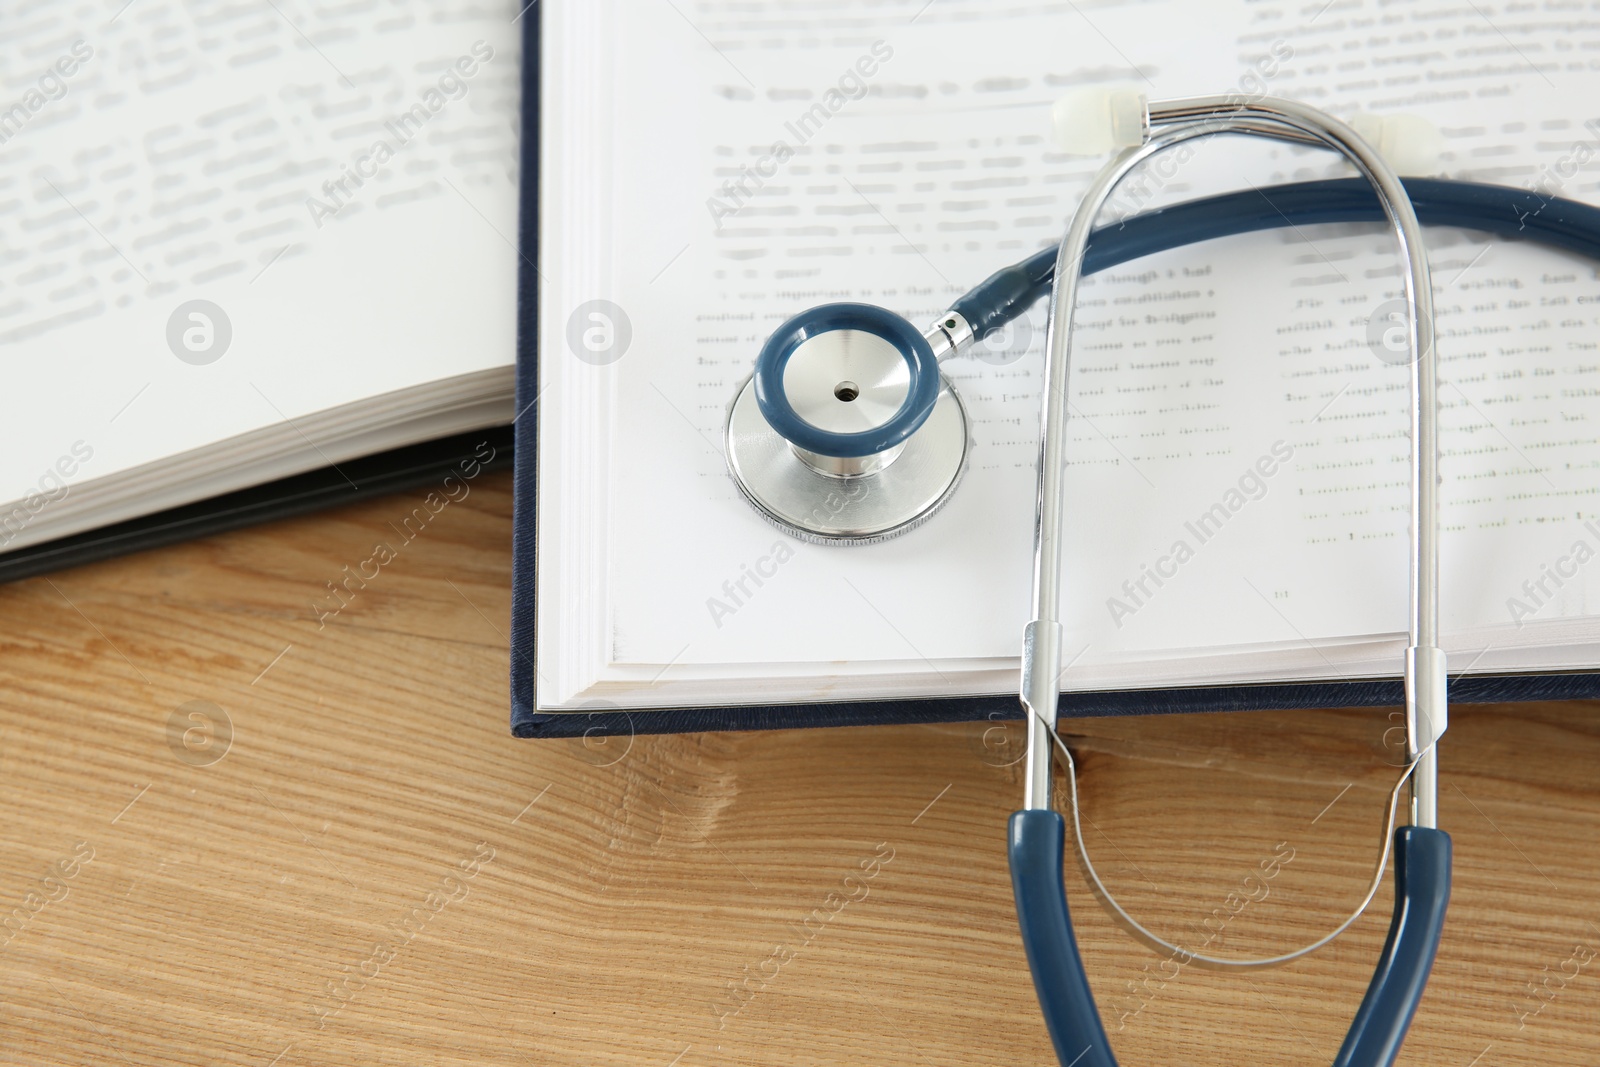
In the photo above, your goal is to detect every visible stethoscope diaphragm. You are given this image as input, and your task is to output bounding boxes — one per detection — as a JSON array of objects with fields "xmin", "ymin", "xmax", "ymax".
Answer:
[{"xmin": 724, "ymin": 302, "xmax": 969, "ymax": 543}]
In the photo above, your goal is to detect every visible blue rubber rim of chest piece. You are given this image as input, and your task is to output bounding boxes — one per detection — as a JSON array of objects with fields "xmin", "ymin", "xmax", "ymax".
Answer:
[{"xmin": 752, "ymin": 302, "xmax": 940, "ymax": 459}]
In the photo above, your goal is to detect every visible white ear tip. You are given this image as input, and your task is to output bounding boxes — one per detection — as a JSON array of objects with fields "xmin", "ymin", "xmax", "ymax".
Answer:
[
  {"xmin": 1052, "ymin": 88, "xmax": 1148, "ymax": 155},
  {"xmin": 1349, "ymin": 111, "xmax": 1443, "ymax": 177}
]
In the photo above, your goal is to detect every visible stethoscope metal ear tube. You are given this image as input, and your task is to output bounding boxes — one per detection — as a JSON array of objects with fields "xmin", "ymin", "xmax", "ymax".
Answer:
[
  {"xmin": 1019, "ymin": 97, "xmax": 1445, "ymax": 821},
  {"xmin": 1011, "ymin": 97, "xmax": 1448, "ymax": 1067}
]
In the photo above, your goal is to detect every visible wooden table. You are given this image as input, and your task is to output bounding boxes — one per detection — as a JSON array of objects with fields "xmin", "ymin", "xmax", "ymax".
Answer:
[{"xmin": 1, "ymin": 470, "xmax": 1595, "ymax": 1066}]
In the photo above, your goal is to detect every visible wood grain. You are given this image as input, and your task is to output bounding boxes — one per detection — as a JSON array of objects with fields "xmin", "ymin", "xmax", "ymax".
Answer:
[{"xmin": 0, "ymin": 469, "xmax": 1596, "ymax": 1066}]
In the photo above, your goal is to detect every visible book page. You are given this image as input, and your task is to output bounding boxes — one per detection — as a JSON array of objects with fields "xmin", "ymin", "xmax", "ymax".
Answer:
[
  {"xmin": 545, "ymin": 0, "xmax": 1600, "ymax": 705},
  {"xmin": 0, "ymin": 0, "xmax": 520, "ymax": 521}
]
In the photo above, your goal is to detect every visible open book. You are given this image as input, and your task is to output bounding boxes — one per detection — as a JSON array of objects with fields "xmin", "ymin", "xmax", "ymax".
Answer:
[
  {"xmin": 531, "ymin": 0, "xmax": 1600, "ymax": 716},
  {"xmin": 0, "ymin": 2, "xmax": 522, "ymax": 558}
]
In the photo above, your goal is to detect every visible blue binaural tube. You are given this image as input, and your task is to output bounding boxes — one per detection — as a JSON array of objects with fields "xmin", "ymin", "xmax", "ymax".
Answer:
[{"xmin": 952, "ymin": 178, "xmax": 1600, "ymax": 342}]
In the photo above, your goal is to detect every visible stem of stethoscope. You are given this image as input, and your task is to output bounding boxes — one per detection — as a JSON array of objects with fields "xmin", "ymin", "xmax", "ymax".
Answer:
[
  {"xmin": 924, "ymin": 309, "xmax": 974, "ymax": 361},
  {"xmin": 1411, "ymin": 745, "xmax": 1440, "ymax": 827}
]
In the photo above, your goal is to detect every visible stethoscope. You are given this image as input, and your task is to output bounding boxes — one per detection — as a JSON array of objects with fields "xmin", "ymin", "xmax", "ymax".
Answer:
[{"xmin": 723, "ymin": 92, "xmax": 1600, "ymax": 1066}]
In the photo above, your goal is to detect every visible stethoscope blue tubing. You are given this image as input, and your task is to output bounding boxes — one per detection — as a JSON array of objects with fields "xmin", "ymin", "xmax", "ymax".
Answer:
[
  {"xmin": 956, "ymin": 176, "xmax": 1600, "ymax": 342},
  {"xmin": 1011, "ymin": 813, "xmax": 1450, "ymax": 1067},
  {"xmin": 750, "ymin": 179, "xmax": 1600, "ymax": 462},
  {"xmin": 1004, "ymin": 176, "xmax": 1600, "ymax": 1067}
]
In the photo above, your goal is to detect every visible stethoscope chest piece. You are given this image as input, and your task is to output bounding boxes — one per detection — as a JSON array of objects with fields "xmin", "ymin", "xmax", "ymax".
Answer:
[{"xmin": 725, "ymin": 302, "xmax": 968, "ymax": 544}]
